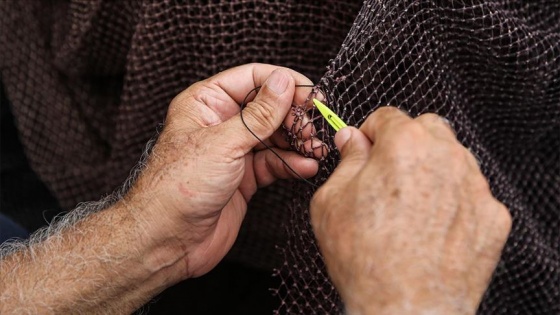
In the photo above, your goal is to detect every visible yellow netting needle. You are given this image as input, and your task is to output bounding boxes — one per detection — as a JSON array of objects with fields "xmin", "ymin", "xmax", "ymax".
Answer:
[{"xmin": 312, "ymin": 98, "xmax": 347, "ymax": 132}]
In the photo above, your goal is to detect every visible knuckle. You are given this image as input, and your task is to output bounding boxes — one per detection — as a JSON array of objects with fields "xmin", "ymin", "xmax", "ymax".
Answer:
[
  {"xmin": 417, "ymin": 113, "xmax": 450, "ymax": 130},
  {"xmin": 246, "ymin": 62, "xmax": 260, "ymax": 69},
  {"xmin": 383, "ymin": 121, "xmax": 426, "ymax": 155},
  {"xmin": 470, "ymin": 173, "xmax": 492, "ymax": 194},
  {"xmin": 494, "ymin": 203, "xmax": 513, "ymax": 236},
  {"xmin": 416, "ymin": 113, "xmax": 456, "ymax": 139},
  {"xmin": 464, "ymin": 147, "xmax": 482, "ymax": 168},
  {"xmin": 245, "ymin": 99, "xmax": 277, "ymax": 132},
  {"xmin": 416, "ymin": 112, "xmax": 441, "ymax": 124},
  {"xmin": 476, "ymin": 197, "xmax": 512, "ymax": 248},
  {"xmin": 398, "ymin": 120, "xmax": 426, "ymax": 140},
  {"xmin": 375, "ymin": 106, "xmax": 405, "ymax": 117},
  {"xmin": 438, "ymin": 142, "xmax": 469, "ymax": 172},
  {"xmin": 370, "ymin": 106, "xmax": 407, "ymax": 128},
  {"xmin": 169, "ymin": 89, "xmax": 195, "ymax": 112}
]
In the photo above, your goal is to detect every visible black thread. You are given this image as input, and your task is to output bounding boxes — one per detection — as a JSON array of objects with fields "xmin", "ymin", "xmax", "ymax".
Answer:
[{"xmin": 240, "ymin": 84, "xmax": 319, "ymax": 188}]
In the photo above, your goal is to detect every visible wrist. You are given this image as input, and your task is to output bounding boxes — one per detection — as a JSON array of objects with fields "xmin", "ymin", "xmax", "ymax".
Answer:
[
  {"xmin": 345, "ymin": 304, "xmax": 465, "ymax": 315},
  {"xmin": 0, "ymin": 195, "xmax": 191, "ymax": 314},
  {"xmin": 123, "ymin": 193, "xmax": 191, "ymax": 286},
  {"xmin": 342, "ymin": 286, "xmax": 474, "ymax": 315}
]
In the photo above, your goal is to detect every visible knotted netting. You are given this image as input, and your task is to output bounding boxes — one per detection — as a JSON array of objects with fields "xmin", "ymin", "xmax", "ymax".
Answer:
[
  {"xmin": 0, "ymin": 0, "xmax": 558, "ymax": 314},
  {"xmin": 278, "ymin": 1, "xmax": 559, "ymax": 314}
]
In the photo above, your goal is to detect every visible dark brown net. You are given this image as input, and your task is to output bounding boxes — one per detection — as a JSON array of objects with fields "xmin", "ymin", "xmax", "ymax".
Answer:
[
  {"xmin": 277, "ymin": 1, "xmax": 560, "ymax": 314},
  {"xmin": 1, "ymin": 0, "xmax": 558, "ymax": 314}
]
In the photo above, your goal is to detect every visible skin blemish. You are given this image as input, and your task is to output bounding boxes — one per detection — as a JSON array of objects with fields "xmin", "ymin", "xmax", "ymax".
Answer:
[{"xmin": 178, "ymin": 182, "xmax": 195, "ymax": 198}]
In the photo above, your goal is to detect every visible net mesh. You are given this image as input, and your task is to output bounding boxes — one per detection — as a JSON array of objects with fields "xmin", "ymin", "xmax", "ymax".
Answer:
[
  {"xmin": 278, "ymin": 1, "xmax": 560, "ymax": 313},
  {"xmin": 0, "ymin": 0, "xmax": 558, "ymax": 314}
]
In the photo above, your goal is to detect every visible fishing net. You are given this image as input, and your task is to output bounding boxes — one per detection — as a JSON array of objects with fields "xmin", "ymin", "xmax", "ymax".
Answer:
[
  {"xmin": 1, "ymin": 0, "xmax": 558, "ymax": 314},
  {"xmin": 278, "ymin": 1, "xmax": 560, "ymax": 313}
]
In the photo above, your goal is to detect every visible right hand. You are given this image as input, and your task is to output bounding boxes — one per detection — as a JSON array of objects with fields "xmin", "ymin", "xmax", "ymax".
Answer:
[{"xmin": 310, "ymin": 107, "xmax": 512, "ymax": 314}]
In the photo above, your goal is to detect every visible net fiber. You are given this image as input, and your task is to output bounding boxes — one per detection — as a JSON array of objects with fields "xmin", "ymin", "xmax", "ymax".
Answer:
[
  {"xmin": 0, "ymin": 0, "xmax": 558, "ymax": 314},
  {"xmin": 279, "ymin": 1, "xmax": 560, "ymax": 314}
]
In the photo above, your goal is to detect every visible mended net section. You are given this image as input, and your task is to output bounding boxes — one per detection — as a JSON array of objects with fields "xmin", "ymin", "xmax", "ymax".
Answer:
[{"xmin": 276, "ymin": 0, "xmax": 559, "ymax": 314}]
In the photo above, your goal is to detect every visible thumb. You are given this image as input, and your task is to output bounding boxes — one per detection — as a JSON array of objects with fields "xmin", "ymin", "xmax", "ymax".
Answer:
[
  {"xmin": 329, "ymin": 127, "xmax": 372, "ymax": 179},
  {"xmin": 224, "ymin": 69, "xmax": 295, "ymax": 154},
  {"xmin": 335, "ymin": 127, "xmax": 371, "ymax": 160}
]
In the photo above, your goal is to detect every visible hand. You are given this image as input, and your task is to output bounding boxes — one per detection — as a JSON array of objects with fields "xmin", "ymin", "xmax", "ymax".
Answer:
[
  {"xmin": 0, "ymin": 64, "xmax": 322, "ymax": 314},
  {"xmin": 129, "ymin": 64, "xmax": 319, "ymax": 279},
  {"xmin": 310, "ymin": 107, "xmax": 512, "ymax": 314}
]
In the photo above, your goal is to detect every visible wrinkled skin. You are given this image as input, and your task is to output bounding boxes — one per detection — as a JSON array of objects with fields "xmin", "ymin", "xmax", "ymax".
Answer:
[
  {"xmin": 0, "ymin": 64, "xmax": 322, "ymax": 314},
  {"xmin": 130, "ymin": 64, "xmax": 321, "ymax": 278},
  {"xmin": 311, "ymin": 108, "xmax": 512, "ymax": 314}
]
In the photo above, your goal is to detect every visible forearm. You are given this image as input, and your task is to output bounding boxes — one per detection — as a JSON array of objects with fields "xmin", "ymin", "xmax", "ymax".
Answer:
[{"xmin": 0, "ymin": 197, "xmax": 187, "ymax": 314}]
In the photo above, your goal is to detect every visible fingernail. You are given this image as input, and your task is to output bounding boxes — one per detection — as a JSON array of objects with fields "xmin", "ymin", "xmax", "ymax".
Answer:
[
  {"xmin": 266, "ymin": 70, "xmax": 289, "ymax": 95},
  {"xmin": 334, "ymin": 127, "xmax": 351, "ymax": 150}
]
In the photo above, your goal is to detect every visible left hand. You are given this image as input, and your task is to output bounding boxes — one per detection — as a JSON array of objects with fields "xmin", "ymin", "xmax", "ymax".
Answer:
[{"xmin": 128, "ymin": 64, "xmax": 319, "ymax": 279}]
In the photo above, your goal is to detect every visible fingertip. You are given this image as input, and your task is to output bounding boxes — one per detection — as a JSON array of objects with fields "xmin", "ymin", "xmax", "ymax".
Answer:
[
  {"xmin": 234, "ymin": 70, "xmax": 297, "ymax": 154},
  {"xmin": 256, "ymin": 150, "xmax": 319, "ymax": 187},
  {"xmin": 285, "ymin": 154, "xmax": 319, "ymax": 178},
  {"xmin": 334, "ymin": 127, "xmax": 353, "ymax": 151},
  {"xmin": 265, "ymin": 69, "xmax": 292, "ymax": 95},
  {"xmin": 299, "ymin": 157, "xmax": 319, "ymax": 176},
  {"xmin": 334, "ymin": 127, "xmax": 372, "ymax": 161}
]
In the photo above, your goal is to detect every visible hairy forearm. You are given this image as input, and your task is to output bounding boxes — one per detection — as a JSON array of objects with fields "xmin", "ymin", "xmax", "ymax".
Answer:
[{"xmin": 0, "ymin": 196, "xmax": 187, "ymax": 314}]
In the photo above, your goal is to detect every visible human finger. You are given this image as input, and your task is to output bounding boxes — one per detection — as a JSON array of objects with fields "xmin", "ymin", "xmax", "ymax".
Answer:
[
  {"xmin": 359, "ymin": 106, "xmax": 413, "ymax": 143},
  {"xmin": 253, "ymin": 149, "xmax": 319, "ymax": 187},
  {"xmin": 218, "ymin": 69, "xmax": 296, "ymax": 155},
  {"xmin": 415, "ymin": 113, "xmax": 456, "ymax": 141},
  {"xmin": 208, "ymin": 63, "xmax": 314, "ymax": 107},
  {"xmin": 165, "ymin": 64, "xmax": 313, "ymax": 136},
  {"xmin": 254, "ymin": 130, "xmax": 291, "ymax": 151},
  {"xmin": 284, "ymin": 107, "xmax": 316, "ymax": 141},
  {"xmin": 323, "ymin": 127, "xmax": 372, "ymax": 182},
  {"xmin": 295, "ymin": 138, "xmax": 328, "ymax": 159},
  {"xmin": 335, "ymin": 127, "xmax": 372, "ymax": 161}
]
